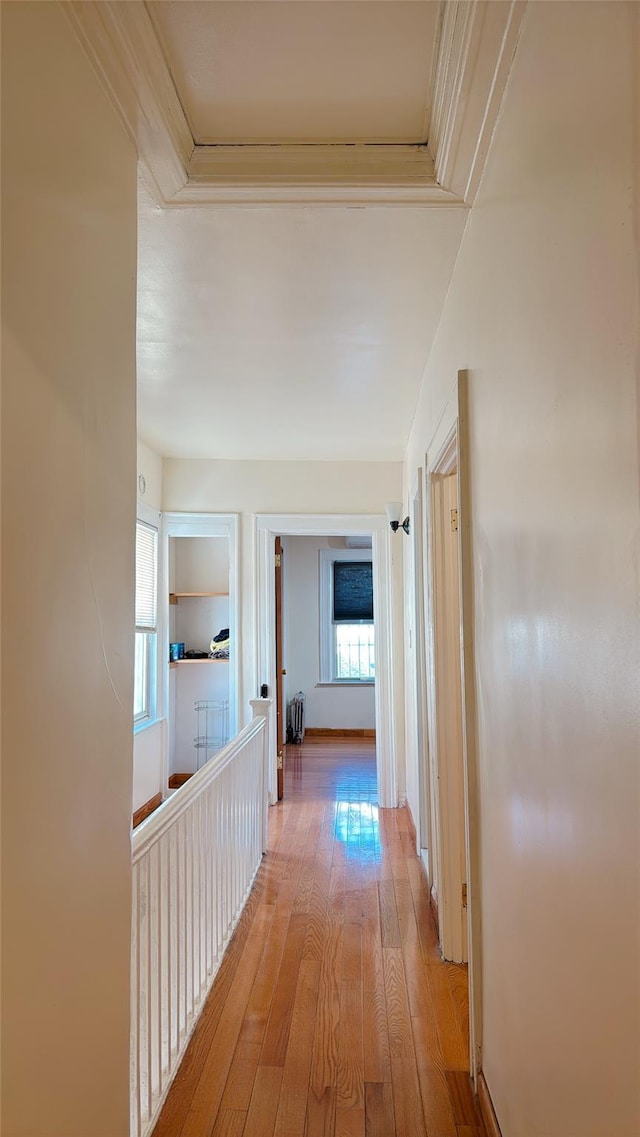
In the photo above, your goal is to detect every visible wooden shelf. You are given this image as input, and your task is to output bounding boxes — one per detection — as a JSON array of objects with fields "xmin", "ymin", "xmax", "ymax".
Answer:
[
  {"xmin": 170, "ymin": 591, "xmax": 229, "ymax": 604},
  {"xmin": 172, "ymin": 658, "xmax": 228, "ymax": 665}
]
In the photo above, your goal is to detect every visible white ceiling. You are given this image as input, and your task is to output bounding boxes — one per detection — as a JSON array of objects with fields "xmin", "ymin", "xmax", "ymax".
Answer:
[
  {"xmin": 135, "ymin": 0, "xmax": 470, "ymax": 463},
  {"xmin": 148, "ymin": 1, "xmax": 439, "ymax": 144},
  {"xmin": 136, "ymin": 185, "xmax": 467, "ymax": 461}
]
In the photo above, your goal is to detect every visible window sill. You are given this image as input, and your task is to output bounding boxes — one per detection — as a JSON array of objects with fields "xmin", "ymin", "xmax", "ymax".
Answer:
[
  {"xmin": 134, "ymin": 716, "xmax": 164, "ymax": 736},
  {"xmin": 316, "ymin": 681, "xmax": 375, "ymax": 688}
]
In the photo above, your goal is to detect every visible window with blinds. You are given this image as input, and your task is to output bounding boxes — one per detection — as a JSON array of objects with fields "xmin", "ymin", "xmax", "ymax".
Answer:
[
  {"xmin": 319, "ymin": 549, "xmax": 375, "ymax": 683},
  {"xmin": 135, "ymin": 521, "xmax": 158, "ymax": 633},
  {"xmin": 134, "ymin": 520, "xmax": 158, "ymax": 724}
]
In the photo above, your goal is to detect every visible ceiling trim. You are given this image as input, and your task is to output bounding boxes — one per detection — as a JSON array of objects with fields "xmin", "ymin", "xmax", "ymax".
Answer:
[
  {"xmin": 60, "ymin": 0, "xmax": 192, "ymax": 200},
  {"xmin": 429, "ymin": 0, "xmax": 527, "ymax": 204},
  {"xmin": 181, "ymin": 142, "xmax": 461, "ymax": 206},
  {"xmin": 62, "ymin": 0, "xmax": 526, "ymax": 209}
]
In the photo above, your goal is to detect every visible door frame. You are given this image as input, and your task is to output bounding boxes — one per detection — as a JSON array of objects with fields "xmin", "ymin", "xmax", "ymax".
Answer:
[
  {"xmin": 424, "ymin": 371, "xmax": 482, "ymax": 1080},
  {"xmin": 409, "ymin": 472, "xmax": 432, "ymax": 866},
  {"xmin": 254, "ymin": 513, "xmax": 399, "ymax": 807}
]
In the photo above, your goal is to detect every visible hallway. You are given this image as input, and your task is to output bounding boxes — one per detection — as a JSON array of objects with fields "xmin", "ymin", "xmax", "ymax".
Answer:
[{"xmin": 152, "ymin": 738, "xmax": 484, "ymax": 1137}]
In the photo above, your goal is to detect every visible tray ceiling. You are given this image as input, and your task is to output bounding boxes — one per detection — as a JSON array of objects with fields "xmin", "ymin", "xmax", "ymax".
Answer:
[{"xmin": 148, "ymin": 0, "xmax": 439, "ymax": 145}]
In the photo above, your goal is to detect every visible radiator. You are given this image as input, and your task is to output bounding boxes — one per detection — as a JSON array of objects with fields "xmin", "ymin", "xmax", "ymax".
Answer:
[{"xmin": 288, "ymin": 691, "xmax": 305, "ymax": 744}]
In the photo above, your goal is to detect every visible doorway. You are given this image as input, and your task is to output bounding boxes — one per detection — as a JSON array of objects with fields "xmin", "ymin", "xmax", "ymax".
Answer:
[
  {"xmin": 255, "ymin": 514, "xmax": 399, "ymax": 809},
  {"xmin": 162, "ymin": 512, "xmax": 240, "ymax": 789}
]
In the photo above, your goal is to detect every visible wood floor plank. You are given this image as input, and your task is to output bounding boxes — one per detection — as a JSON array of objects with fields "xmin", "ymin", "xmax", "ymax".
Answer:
[
  {"xmin": 336, "ymin": 981, "xmax": 364, "ymax": 1109},
  {"xmin": 378, "ymin": 881, "xmax": 401, "ymax": 949},
  {"xmin": 411, "ymin": 1021, "xmax": 457, "ymax": 1137},
  {"xmin": 241, "ymin": 911, "xmax": 292, "ymax": 1047},
  {"xmin": 220, "ymin": 1040, "xmax": 263, "ymax": 1112},
  {"xmin": 445, "ymin": 1070, "xmax": 484, "ymax": 1128},
  {"xmin": 342, "ymin": 923, "xmax": 362, "ymax": 983},
  {"xmin": 210, "ymin": 1109, "xmax": 247, "ymax": 1137},
  {"xmin": 446, "ymin": 962, "xmax": 471, "ymax": 1048},
  {"xmin": 363, "ymin": 983, "xmax": 391, "ymax": 1085},
  {"xmin": 364, "ymin": 1083, "xmax": 395, "ymax": 1137},
  {"xmin": 261, "ymin": 912, "xmax": 309, "ymax": 1066},
  {"xmin": 304, "ymin": 1086, "xmax": 336, "ymax": 1137},
  {"xmin": 336, "ymin": 1107, "xmax": 365, "ymax": 1136},
  {"xmin": 309, "ymin": 920, "xmax": 343, "ymax": 1095},
  {"xmin": 273, "ymin": 958, "xmax": 321, "ymax": 1137},
  {"xmin": 245, "ymin": 1066, "xmax": 283, "ymax": 1137},
  {"xmin": 383, "ymin": 947, "xmax": 427, "ymax": 1135},
  {"xmin": 426, "ymin": 965, "xmax": 469, "ymax": 1071}
]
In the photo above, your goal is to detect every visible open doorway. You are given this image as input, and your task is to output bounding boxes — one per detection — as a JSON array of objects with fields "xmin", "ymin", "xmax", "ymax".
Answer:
[
  {"xmin": 275, "ymin": 534, "xmax": 377, "ymax": 801},
  {"xmin": 255, "ymin": 514, "xmax": 398, "ymax": 809},
  {"xmin": 162, "ymin": 512, "xmax": 239, "ymax": 791}
]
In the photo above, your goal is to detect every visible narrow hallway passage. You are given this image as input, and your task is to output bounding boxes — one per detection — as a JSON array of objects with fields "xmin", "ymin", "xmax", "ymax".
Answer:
[{"xmin": 153, "ymin": 739, "xmax": 485, "ymax": 1137}]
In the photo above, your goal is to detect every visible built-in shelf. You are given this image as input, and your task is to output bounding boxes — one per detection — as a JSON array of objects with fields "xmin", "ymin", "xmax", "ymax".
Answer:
[
  {"xmin": 169, "ymin": 591, "xmax": 229, "ymax": 605},
  {"xmin": 172, "ymin": 658, "xmax": 228, "ymax": 665}
]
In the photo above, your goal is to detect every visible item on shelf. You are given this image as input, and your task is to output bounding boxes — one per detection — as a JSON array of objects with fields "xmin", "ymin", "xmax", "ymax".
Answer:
[
  {"xmin": 209, "ymin": 628, "xmax": 230, "ymax": 659},
  {"xmin": 169, "ymin": 642, "xmax": 180, "ymax": 662},
  {"xmin": 184, "ymin": 649, "xmax": 209, "ymax": 659}
]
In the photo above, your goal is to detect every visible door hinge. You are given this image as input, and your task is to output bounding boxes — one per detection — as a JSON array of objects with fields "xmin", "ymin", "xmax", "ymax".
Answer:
[
  {"xmin": 277, "ymin": 751, "xmax": 283, "ymax": 770},
  {"xmin": 462, "ymin": 882, "xmax": 468, "ymax": 908},
  {"xmin": 450, "ymin": 508, "xmax": 459, "ymax": 532},
  {"xmin": 274, "ymin": 553, "xmax": 281, "ymax": 568}
]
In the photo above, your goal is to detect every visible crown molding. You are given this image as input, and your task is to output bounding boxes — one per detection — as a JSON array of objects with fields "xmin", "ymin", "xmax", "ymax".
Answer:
[
  {"xmin": 60, "ymin": 0, "xmax": 192, "ymax": 201},
  {"xmin": 429, "ymin": 0, "xmax": 527, "ymax": 203},
  {"xmin": 189, "ymin": 144, "xmax": 435, "ymax": 184},
  {"xmin": 172, "ymin": 180, "xmax": 463, "ymax": 209},
  {"xmin": 62, "ymin": 0, "xmax": 526, "ymax": 209},
  {"xmin": 176, "ymin": 143, "xmax": 461, "ymax": 207}
]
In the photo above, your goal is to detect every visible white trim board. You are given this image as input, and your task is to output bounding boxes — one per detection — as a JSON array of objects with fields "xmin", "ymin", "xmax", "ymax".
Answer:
[
  {"xmin": 254, "ymin": 514, "xmax": 399, "ymax": 808},
  {"xmin": 423, "ymin": 371, "xmax": 482, "ymax": 1082}
]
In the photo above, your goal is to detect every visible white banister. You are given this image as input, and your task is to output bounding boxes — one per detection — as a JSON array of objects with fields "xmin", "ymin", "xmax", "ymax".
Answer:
[{"xmin": 130, "ymin": 704, "xmax": 270, "ymax": 1137}]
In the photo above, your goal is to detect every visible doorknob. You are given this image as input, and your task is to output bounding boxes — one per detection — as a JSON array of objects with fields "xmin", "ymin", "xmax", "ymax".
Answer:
[{"xmin": 281, "ymin": 669, "xmax": 287, "ymax": 675}]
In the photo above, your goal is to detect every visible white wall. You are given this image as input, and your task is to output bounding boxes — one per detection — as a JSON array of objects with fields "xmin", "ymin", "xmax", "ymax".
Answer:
[
  {"xmin": 137, "ymin": 437, "xmax": 163, "ymax": 512},
  {"xmin": 1, "ymin": 4, "xmax": 137, "ymax": 1133},
  {"xmin": 404, "ymin": 4, "xmax": 639, "ymax": 1135},
  {"xmin": 162, "ymin": 459, "xmax": 403, "ymax": 727},
  {"xmin": 283, "ymin": 537, "xmax": 375, "ymax": 730}
]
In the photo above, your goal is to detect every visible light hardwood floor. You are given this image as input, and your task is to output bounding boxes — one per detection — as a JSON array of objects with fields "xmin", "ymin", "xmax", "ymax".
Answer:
[{"xmin": 152, "ymin": 738, "xmax": 485, "ymax": 1137}]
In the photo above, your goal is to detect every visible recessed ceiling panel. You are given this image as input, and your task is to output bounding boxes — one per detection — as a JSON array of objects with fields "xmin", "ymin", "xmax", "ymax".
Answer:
[{"xmin": 148, "ymin": 0, "xmax": 439, "ymax": 144}]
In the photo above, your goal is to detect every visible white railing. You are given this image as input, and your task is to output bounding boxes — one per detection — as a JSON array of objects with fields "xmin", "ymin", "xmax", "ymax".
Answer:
[{"xmin": 130, "ymin": 699, "xmax": 270, "ymax": 1137}]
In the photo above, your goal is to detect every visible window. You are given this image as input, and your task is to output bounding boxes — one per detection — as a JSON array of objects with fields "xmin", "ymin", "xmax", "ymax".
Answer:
[
  {"xmin": 319, "ymin": 549, "xmax": 375, "ymax": 683},
  {"xmin": 334, "ymin": 623, "xmax": 375, "ymax": 681},
  {"xmin": 134, "ymin": 519, "xmax": 158, "ymax": 725}
]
